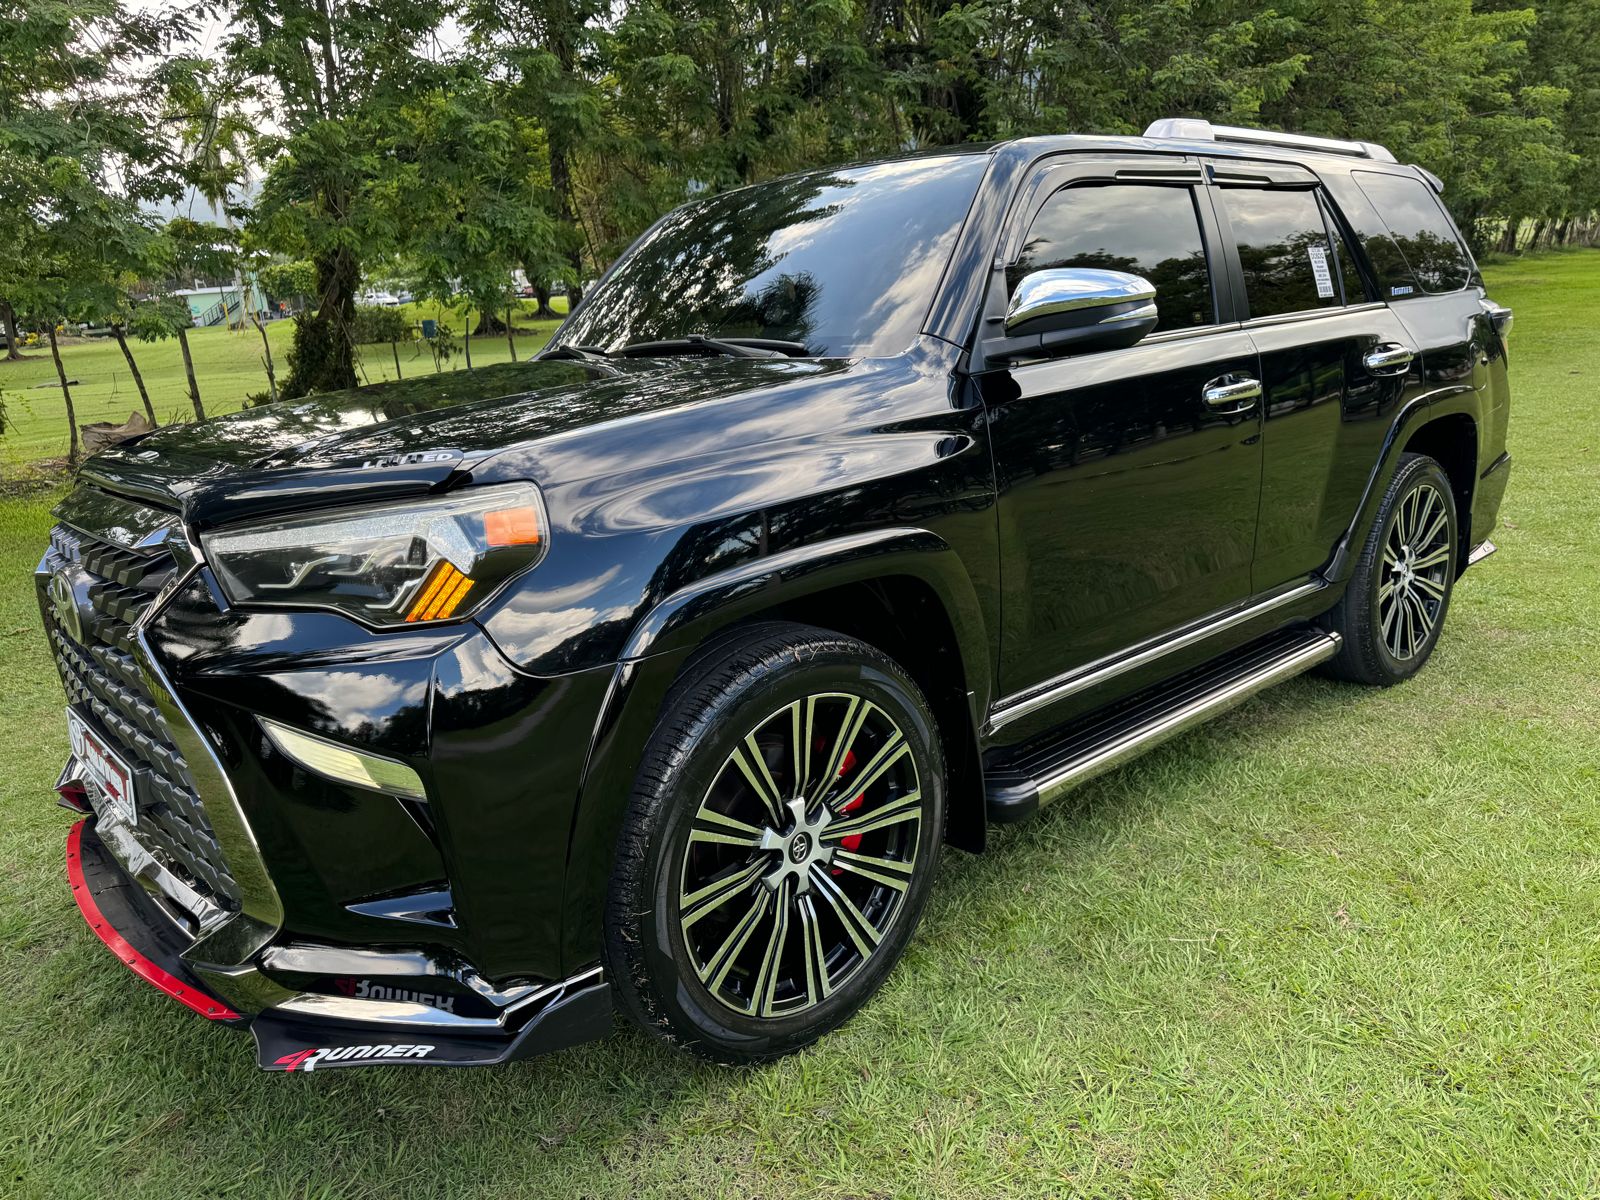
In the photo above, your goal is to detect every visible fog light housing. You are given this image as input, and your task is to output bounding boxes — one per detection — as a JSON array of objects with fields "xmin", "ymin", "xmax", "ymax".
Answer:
[{"xmin": 260, "ymin": 718, "xmax": 427, "ymax": 801}]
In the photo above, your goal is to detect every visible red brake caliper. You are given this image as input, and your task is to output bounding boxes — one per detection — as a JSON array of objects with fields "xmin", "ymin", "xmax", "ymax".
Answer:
[{"xmin": 832, "ymin": 748, "xmax": 864, "ymax": 872}]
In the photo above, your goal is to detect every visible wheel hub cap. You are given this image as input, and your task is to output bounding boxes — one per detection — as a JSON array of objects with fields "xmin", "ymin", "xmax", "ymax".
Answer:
[{"xmin": 760, "ymin": 798, "xmax": 834, "ymax": 892}]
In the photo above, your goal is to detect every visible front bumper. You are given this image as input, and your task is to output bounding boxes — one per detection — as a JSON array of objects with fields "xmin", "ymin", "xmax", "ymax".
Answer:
[
  {"xmin": 66, "ymin": 817, "xmax": 613, "ymax": 1071},
  {"xmin": 40, "ymin": 485, "xmax": 623, "ymax": 1071}
]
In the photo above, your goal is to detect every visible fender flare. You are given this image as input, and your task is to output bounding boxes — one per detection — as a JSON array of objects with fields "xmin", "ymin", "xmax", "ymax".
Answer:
[
  {"xmin": 1323, "ymin": 385, "xmax": 1478, "ymax": 583},
  {"xmin": 556, "ymin": 527, "xmax": 993, "ymax": 971},
  {"xmin": 620, "ymin": 526, "xmax": 991, "ymax": 709}
]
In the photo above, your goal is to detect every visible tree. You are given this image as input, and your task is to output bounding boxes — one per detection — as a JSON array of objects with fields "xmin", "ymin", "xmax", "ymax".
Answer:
[
  {"xmin": 373, "ymin": 68, "xmax": 559, "ymax": 369},
  {"xmin": 222, "ymin": 0, "xmax": 445, "ymax": 397},
  {"xmin": 109, "ymin": 309, "xmax": 160, "ymax": 428},
  {"xmin": 465, "ymin": 0, "xmax": 607, "ymax": 305},
  {"xmin": 0, "ymin": 0, "xmax": 190, "ymax": 456}
]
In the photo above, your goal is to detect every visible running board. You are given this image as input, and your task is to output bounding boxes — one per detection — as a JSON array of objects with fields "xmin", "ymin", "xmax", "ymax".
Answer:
[{"xmin": 985, "ymin": 627, "xmax": 1341, "ymax": 822}]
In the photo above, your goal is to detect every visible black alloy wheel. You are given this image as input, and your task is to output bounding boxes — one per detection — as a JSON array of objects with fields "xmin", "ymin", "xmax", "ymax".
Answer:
[
  {"xmin": 1323, "ymin": 452, "xmax": 1459, "ymax": 685},
  {"xmin": 605, "ymin": 622, "xmax": 945, "ymax": 1062}
]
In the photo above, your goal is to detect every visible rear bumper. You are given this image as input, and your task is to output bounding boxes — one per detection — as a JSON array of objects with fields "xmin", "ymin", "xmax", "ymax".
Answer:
[{"xmin": 65, "ymin": 817, "xmax": 614, "ymax": 1072}]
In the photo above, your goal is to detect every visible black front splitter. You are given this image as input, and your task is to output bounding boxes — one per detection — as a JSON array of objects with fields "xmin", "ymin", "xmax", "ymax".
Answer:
[
  {"xmin": 67, "ymin": 817, "xmax": 615, "ymax": 1072},
  {"xmin": 251, "ymin": 977, "xmax": 614, "ymax": 1072}
]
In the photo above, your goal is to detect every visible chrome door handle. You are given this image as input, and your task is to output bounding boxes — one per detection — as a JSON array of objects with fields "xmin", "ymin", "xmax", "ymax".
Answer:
[
  {"xmin": 1202, "ymin": 376, "xmax": 1262, "ymax": 409},
  {"xmin": 1363, "ymin": 343, "xmax": 1415, "ymax": 375}
]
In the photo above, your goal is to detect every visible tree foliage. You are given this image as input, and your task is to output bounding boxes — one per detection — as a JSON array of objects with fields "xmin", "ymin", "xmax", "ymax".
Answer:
[{"xmin": 8, "ymin": 0, "xmax": 1600, "ymax": 419}]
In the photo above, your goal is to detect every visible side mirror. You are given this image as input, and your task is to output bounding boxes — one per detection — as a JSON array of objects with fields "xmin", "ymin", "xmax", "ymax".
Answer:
[{"xmin": 984, "ymin": 268, "xmax": 1159, "ymax": 362}]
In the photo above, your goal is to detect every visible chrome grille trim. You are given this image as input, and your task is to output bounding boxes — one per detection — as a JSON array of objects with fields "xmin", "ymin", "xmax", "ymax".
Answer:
[{"xmin": 43, "ymin": 522, "xmax": 244, "ymax": 912}]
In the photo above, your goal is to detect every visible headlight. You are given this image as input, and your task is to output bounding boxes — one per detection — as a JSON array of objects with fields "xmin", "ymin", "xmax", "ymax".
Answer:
[{"xmin": 202, "ymin": 484, "xmax": 548, "ymax": 627}]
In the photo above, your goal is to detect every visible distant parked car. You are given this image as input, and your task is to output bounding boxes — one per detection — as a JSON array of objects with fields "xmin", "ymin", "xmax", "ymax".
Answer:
[
  {"xmin": 35, "ymin": 119, "xmax": 1512, "ymax": 1074},
  {"xmin": 359, "ymin": 290, "xmax": 402, "ymax": 306}
]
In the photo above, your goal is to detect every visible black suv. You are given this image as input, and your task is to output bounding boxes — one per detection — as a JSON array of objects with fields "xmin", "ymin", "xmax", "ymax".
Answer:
[{"xmin": 37, "ymin": 120, "xmax": 1512, "ymax": 1072}]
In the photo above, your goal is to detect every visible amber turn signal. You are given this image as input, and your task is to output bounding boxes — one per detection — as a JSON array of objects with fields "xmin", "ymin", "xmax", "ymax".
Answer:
[
  {"xmin": 484, "ymin": 506, "xmax": 542, "ymax": 546},
  {"xmin": 405, "ymin": 562, "xmax": 475, "ymax": 622}
]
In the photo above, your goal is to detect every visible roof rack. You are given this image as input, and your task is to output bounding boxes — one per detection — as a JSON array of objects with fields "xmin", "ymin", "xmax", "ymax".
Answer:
[{"xmin": 1143, "ymin": 118, "xmax": 1397, "ymax": 165}]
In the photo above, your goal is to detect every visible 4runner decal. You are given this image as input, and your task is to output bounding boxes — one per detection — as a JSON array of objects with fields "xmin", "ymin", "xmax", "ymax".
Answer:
[{"xmin": 273, "ymin": 1043, "xmax": 437, "ymax": 1072}]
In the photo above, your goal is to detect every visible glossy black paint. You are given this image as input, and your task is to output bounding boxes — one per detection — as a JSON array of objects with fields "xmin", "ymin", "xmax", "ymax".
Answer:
[{"xmin": 43, "ymin": 129, "xmax": 1511, "ymax": 1047}]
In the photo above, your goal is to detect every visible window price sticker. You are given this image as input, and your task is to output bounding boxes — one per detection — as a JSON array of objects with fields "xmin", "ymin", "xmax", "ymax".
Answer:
[{"xmin": 1308, "ymin": 244, "xmax": 1336, "ymax": 299}]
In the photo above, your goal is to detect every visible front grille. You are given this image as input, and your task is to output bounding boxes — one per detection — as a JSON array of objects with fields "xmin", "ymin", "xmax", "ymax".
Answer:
[{"xmin": 43, "ymin": 524, "xmax": 241, "ymax": 909}]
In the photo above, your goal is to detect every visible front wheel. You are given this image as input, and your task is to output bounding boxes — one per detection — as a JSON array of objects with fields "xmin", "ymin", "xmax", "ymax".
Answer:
[
  {"xmin": 1323, "ymin": 452, "xmax": 1458, "ymax": 685},
  {"xmin": 605, "ymin": 623, "xmax": 945, "ymax": 1063}
]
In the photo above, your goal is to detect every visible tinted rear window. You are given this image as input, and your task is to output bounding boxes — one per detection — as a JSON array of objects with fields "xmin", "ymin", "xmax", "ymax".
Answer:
[
  {"xmin": 1352, "ymin": 171, "xmax": 1474, "ymax": 296},
  {"xmin": 1222, "ymin": 187, "xmax": 1341, "ymax": 318}
]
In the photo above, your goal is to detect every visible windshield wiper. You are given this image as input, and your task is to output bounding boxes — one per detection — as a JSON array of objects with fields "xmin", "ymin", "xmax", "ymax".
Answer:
[
  {"xmin": 614, "ymin": 335, "xmax": 811, "ymax": 359},
  {"xmin": 536, "ymin": 344, "xmax": 612, "ymax": 364}
]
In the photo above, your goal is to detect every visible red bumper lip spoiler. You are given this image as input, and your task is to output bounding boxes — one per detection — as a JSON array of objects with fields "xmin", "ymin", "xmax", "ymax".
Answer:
[{"xmin": 65, "ymin": 819, "xmax": 241, "ymax": 1021}]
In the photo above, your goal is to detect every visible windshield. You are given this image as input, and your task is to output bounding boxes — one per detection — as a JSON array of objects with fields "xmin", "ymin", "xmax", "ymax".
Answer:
[{"xmin": 556, "ymin": 154, "xmax": 988, "ymax": 358}]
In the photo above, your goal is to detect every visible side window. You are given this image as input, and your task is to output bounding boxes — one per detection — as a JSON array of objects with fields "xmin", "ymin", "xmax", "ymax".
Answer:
[
  {"xmin": 1011, "ymin": 183, "xmax": 1215, "ymax": 332},
  {"xmin": 1322, "ymin": 194, "xmax": 1367, "ymax": 303},
  {"xmin": 1221, "ymin": 187, "xmax": 1340, "ymax": 319},
  {"xmin": 1352, "ymin": 170, "xmax": 1474, "ymax": 294}
]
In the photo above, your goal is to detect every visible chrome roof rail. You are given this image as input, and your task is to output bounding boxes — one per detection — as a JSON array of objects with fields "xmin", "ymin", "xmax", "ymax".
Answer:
[{"xmin": 1143, "ymin": 118, "xmax": 1398, "ymax": 164}]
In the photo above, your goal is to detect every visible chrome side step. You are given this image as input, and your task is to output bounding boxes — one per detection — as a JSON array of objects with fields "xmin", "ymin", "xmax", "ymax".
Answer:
[
  {"xmin": 1467, "ymin": 539, "xmax": 1497, "ymax": 566},
  {"xmin": 986, "ymin": 627, "xmax": 1340, "ymax": 822},
  {"xmin": 986, "ymin": 578, "xmax": 1325, "ymax": 732}
]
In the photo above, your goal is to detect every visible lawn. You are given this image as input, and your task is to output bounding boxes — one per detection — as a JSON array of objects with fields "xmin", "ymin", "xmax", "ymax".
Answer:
[
  {"xmin": 0, "ymin": 297, "xmax": 566, "ymax": 468},
  {"xmin": 0, "ymin": 251, "xmax": 1597, "ymax": 1198}
]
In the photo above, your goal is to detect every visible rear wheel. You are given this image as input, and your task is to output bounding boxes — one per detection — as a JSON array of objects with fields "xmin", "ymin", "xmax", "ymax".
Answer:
[
  {"xmin": 605, "ymin": 623, "xmax": 945, "ymax": 1062},
  {"xmin": 1323, "ymin": 452, "xmax": 1458, "ymax": 685}
]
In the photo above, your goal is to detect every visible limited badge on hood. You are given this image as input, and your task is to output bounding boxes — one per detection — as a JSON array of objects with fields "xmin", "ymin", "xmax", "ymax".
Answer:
[{"xmin": 359, "ymin": 449, "xmax": 463, "ymax": 469}]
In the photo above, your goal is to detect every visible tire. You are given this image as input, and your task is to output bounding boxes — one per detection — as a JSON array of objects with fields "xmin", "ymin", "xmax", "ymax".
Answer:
[
  {"xmin": 604, "ymin": 621, "xmax": 946, "ymax": 1063},
  {"xmin": 1322, "ymin": 452, "xmax": 1458, "ymax": 685}
]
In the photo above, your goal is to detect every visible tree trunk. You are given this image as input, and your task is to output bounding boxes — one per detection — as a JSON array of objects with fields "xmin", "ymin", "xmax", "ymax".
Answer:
[
  {"xmin": 252, "ymin": 310, "xmax": 278, "ymax": 403},
  {"xmin": 506, "ymin": 304, "xmax": 517, "ymax": 361},
  {"xmin": 1497, "ymin": 220, "xmax": 1520, "ymax": 254},
  {"xmin": 111, "ymin": 325, "xmax": 158, "ymax": 426},
  {"xmin": 464, "ymin": 310, "xmax": 473, "ymax": 369},
  {"xmin": 47, "ymin": 324, "xmax": 80, "ymax": 465},
  {"xmin": 1528, "ymin": 218, "xmax": 1548, "ymax": 250},
  {"xmin": 391, "ymin": 339, "xmax": 403, "ymax": 380},
  {"xmin": 281, "ymin": 239, "xmax": 360, "ymax": 398},
  {"xmin": 0, "ymin": 301, "xmax": 21, "ymax": 361},
  {"xmin": 176, "ymin": 327, "xmax": 206, "ymax": 420},
  {"xmin": 532, "ymin": 284, "xmax": 557, "ymax": 320},
  {"xmin": 549, "ymin": 143, "xmax": 585, "ymax": 308}
]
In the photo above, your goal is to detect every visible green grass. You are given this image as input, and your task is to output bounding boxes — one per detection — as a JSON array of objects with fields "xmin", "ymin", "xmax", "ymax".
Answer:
[
  {"xmin": 0, "ymin": 251, "xmax": 1597, "ymax": 1198},
  {"xmin": 0, "ymin": 298, "xmax": 565, "ymax": 468}
]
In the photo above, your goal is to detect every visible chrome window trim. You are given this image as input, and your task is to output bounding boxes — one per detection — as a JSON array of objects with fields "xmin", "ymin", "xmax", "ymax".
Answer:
[
  {"xmin": 987, "ymin": 578, "xmax": 1326, "ymax": 732},
  {"xmin": 1240, "ymin": 301, "xmax": 1388, "ymax": 331}
]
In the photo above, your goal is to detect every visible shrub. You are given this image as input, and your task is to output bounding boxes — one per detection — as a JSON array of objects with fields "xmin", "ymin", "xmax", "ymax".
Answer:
[{"xmin": 351, "ymin": 305, "xmax": 410, "ymax": 345}]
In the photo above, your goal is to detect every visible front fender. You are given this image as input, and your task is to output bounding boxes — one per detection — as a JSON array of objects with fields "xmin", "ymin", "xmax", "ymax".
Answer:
[
  {"xmin": 621, "ymin": 526, "xmax": 991, "ymax": 707},
  {"xmin": 556, "ymin": 526, "xmax": 993, "ymax": 971}
]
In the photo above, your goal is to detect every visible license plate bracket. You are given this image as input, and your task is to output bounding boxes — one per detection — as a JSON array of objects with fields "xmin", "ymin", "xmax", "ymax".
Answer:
[{"xmin": 66, "ymin": 708, "xmax": 137, "ymax": 825}]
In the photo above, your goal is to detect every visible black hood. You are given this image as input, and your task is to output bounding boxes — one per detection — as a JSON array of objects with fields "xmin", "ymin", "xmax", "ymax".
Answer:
[{"xmin": 79, "ymin": 354, "xmax": 850, "ymax": 528}]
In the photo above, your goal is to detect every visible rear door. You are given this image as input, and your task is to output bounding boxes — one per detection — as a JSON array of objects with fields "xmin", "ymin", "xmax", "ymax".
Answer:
[
  {"xmin": 1206, "ymin": 161, "xmax": 1418, "ymax": 589},
  {"xmin": 1324, "ymin": 166, "xmax": 1506, "ymax": 514}
]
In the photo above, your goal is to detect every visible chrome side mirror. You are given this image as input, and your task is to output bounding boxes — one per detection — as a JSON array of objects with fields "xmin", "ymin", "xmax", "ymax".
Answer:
[{"xmin": 988, "ymin": 267, "xmax": 1159, "ymax": 361}]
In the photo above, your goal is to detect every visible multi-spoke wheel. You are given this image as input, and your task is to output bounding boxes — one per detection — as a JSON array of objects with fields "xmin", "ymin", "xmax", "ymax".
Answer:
[
  {"xmin": 605, "ymin": 623, "xmax": 945, "ymax": 1062},
  {"xmin": 1378, "ymin": 481, "xmax": 1451, "ymax": 662},
  {"xmin": 1323, "ymin": 452, "xmax": 1458, "ymax": 685}
]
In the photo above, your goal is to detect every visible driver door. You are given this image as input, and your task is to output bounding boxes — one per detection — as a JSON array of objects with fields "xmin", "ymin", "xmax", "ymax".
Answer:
[{"xmin": 978, "ymin": 162, "xmax": 1264, "ymax": 701}]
